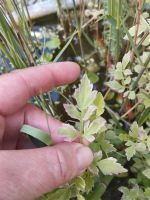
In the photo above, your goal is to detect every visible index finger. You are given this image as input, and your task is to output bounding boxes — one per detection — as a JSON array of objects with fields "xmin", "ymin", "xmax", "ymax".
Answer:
[{"xmin": 0, "ymin": 62, "xmax": 80, "ymax": 115}]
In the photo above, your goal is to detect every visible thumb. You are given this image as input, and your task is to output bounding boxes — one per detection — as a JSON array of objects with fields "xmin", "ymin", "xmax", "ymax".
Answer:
[{"xmin": 0, "ymin": 143, "xmax": 93, "ymax": 200}]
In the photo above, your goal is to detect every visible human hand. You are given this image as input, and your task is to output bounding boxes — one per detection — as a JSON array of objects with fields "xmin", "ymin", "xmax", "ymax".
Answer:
[{"xmin": 0, "ymin": 62, "xmax": 93, "ymax": 200}]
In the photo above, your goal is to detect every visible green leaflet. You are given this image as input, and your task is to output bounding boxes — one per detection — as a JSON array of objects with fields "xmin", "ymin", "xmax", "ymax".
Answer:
[
  {"xmin": 20, "ymin": 125, "xmax": 52, "ymax": 146},
  {"xmin": 83, "ymin": 105, "xmax": 97, "ymax": 121},
  {"xmin": 124, "ymin": 69, "xmax": 132, "ymax": 76},
  {"xmin": 144, "ymin": 188, "xmax": 150, "ymax": 198},
  {"xmin": 84, "ymin": 117, "xmax": 106, "ymax": 142},
  {"xmin": 82, "ymin": 171, "xmax": 95, "ymax": 194},
  {"xmin": 89, "ymin": 151, "xmax": 103, "ymax": 175},
  {"xmin": 87, "ymin": 72, "xmax": 99, "ymax": 84},
  {"xmin": 143, "ymin": 169, "xmax": 150, "ymax": 179},
  {"xmin": 61, "ymin": 74, "xmax": 106, "ymax": 143},
  {"xmin": 73, "ymin": 176, "xmax": 86, "ymax": 192},
  {"xmin": 128, "ymin": 91, "xmax": 136, "ymax": 100},
  {"xmin": 129, "ymin": 122, "xmax": 139, "ymax": 139},
  {"xmin": 135, "ymin": 142, "xmax": 146, "ymax": 152},
  {"xmin": 124, "ymin": 14, "xmax": 150, "ymax": 40},
  {"xmin": 99, "ymin": 139, "xmax": 116, "ymax": 153},
  {"xmin": 147, "ymin": 136, "xmax": 150, "ymax": 151},
  {"xmin": 46, "ymin": 33, "xmax": 60, "ymax": 49},
  {"xmin": 122, "ymin": 51, "xmax": 131, "ymax": 69},
  {"xmin": 114, "ymin": 69, "xmax": 124, "ymax": 80},
  {"xmin": 77, "ymin": 194, "xmax": 85, "ymax": 200},
  {"xmin": 98, "ymin": 157, "xmax": 127, "ymax": 175},
  {"xmin": 105, "ymin": 80, "xmax": 125, "ymax": 93},
  {"xmin": 59, "ymin": 124, "xmax": 78, "ymax": 141},
  {"xmin": 84, "ymin": 117, "xmax": 106, "ymax": 136},
  {"xmin": 74, "ymin": 74, "xmax": 97, "ymax": 110},
  {"xmin": 139, "ymin": 92, "xmax": 150, "ymax": 108},
  {"xmin": 124, "ymin": 121, "xmax": 150, "ymax": 161},
  {"xmin": 124, "ymin": 77, "xmax": 131, "ymax": 85},
  {"xmin": 125, "ymin": 145, "xmax": 136, "ymax": 161},
  {"xmin": 94, "ymin": 92, "xmax": 105, "ymax": 117},
  {"xmin": 119, "ymin": 186, "xmax": 143, "ymax": 200},
  {"xmin": 64, "ymin": 104, "xmax": 81, "ymax": 120},
  {"xmin": 45, "ymin": 188, "xmax": 71, "ymax": 200}
]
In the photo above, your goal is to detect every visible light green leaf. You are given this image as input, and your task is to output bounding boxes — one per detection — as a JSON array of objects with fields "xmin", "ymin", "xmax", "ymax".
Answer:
[
  {"xmin": 144, "ymin": 188, "xmax": 150, "ymax": 198},
  {"xmin": 98, "ymin": 157, "xmax": 127, "ymax": 175},
  {"xmin": 142, "ymin": 34, "xmax": 150, "ymax": 46},
  {"xmin": 87, "ymin": 72, "xmax": 99, "ymax": 84},
  {"xmin": 100, "ymin": 139, "xmax": 116, "ymax": 153},
  {"xmin": 89, "ymin": 151, "xmax": 102, "ymax": 175},
  {"xmin": 113, "ymin": 62, "xmax": 124, "ymax": 80},
  {"xmin": 83, "ymin": 135, "xmax": 95, "ymax": 143},
  {"xmin": 143, "ymin": 168, "xmax": 150, "ymax": 179},
  {"xmin": 46, "ymin": 188, "xmax": 71, "ymax": 200},
  {"xmin": 84, "ymin": 117, "xmax": 106, "ymax": 136},
  {"xmin": 138, "ymin": 127, "xmax": 147, "ymax": 141},
  {"xmin": 129, "ymin": 122, "xmax": 139, "ymax": 138},
  {"xmin": 20, "ymin": 125, "xmax": 52, "ymax": 146},
  {"xmin": 83, "ymin": 105, "xmax": 97, "ymax": 121},
  {"xmin": 124, "ymin": 76, "xmax": 131, "ymax": 85},
  {"xmin": 138, "ymin": 92, "xmax": 150, "ymax": 108},
  {"xmin": 126, "ymin": 141, "xmax": 134, "ymax": 147},
  {"xmin": 46, "ymin": 33, "xmax": 60, "ymax": 49},
  {"xmin": 105, "ymin": 80, "xmax": 125, "ymax": 93},
  {"xmin": 119, "ymin": 133, "xmax": 129, "ymax": 141},
  {"xmin": 119, "ymin": 186, "xmax": 130, "ymax": 197},
  {"xmin": 122, "ymin": 51, "xmax": 131, "ymax": 69},
  {"xmin": 74, "ymin": 74, "xmax": 97, "ymax": 110},
  {"xmin": 114, "ymin": 69, "xmax": 124, "ymax": 80},
  {"xmin": 59, "ymin": 124, "xmax": 77, "ymax": 141},
  {"xmin": 124, "ymin": 15, "xmax": 149, "ymax": 40},
  {"xmin": 94, "ymin": 92, "xmax": 105, "ymax": 116},
  {"xmin": 77, "ymin": 194, "xmax": 85, "ymax": 200},
  {"xmin": 124, "ymin": 69, "xmax": 132, "ymax": 76},
  {"xmin": 82, "ymin": 171, "xmax": 95, "ymax": 194},
  {"xmin": 147, "ymin": 136, "xmax": 150, "ymax": 151},
  {"xmin": 128, "ymin": 91, "xmax": 136, "ymax": 100},
  {"xmin": 134, "ymin": 65, "xmax": 143, "ymax": 73},
  {"xmin": 64, "ymin": 104, "xmax": 81, "ymax": 120},
  {"xmin": 125, "ymin": 145, "xmax": 136, "ymax": 161},
  {"xmin": 123, "ymin": 91, "xmax": 129, "ymax": 97},
  {"xmin": 73, "ymin": 176, "xmax": 85, "ymax": 192},
  {"xmin": 41, "ymin": 51, "xmax": 53, "ymax": 63},
  {"xmin": 94, "ymin": 151, "xmax": 103, "ymax": 162},
  {"xmin": 119, "ymin": 186, "xmax": 141, "ymax": 200},
  {"xmin": 116, "ymin": 62, "xmax": 123, "ymax": 70},
  {"xmin": 141, "ymin": 52, "xmax": 150, "ymax": 68},
  {"xmin": 135, "ymin": 142, "xmax": 146, "ymax": 152}
]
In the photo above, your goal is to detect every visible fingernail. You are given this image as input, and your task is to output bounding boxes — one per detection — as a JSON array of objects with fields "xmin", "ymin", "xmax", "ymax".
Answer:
[{"xmin": 77, "ymin": 146, "xmax": 93, "ymax": 171}]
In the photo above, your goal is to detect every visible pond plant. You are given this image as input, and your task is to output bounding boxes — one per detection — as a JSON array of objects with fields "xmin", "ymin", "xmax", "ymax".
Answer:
[{"xmin": 0, "ymin": 0, "xmax": 150, "ymax": 199}]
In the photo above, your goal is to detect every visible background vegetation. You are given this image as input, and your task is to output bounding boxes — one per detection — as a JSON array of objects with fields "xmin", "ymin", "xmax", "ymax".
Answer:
[{"xmin": 0, "ymin": 0, "xmax": 150, "ymax": 199}]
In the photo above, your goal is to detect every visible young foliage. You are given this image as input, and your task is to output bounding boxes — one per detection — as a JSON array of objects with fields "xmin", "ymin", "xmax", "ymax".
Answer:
[
  {"xmin": 120, "ymin": 122, "xmax": 150, "ymax": 161},
  {"xmin": 59, "ymin": 74, "xmax": 106, "ymax": 143},
  {"xmin": 98, "ymin": 157, "xmax": 127, "ymax": 175},
  {"xmin": 51, "ymin": 74, "xmax": 127, "ymax": 199}
]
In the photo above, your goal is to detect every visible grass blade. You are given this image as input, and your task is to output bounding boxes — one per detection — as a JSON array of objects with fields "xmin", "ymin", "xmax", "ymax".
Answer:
[{"xmin": 21, "ymin": 124, "xmax": 53, "ymax": 146}]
